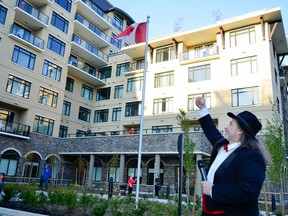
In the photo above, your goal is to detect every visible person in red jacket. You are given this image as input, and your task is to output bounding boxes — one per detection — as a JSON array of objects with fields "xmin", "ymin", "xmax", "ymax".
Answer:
[{"xmin": 127, "ymin": 174, "xmax": 136, "ymax": 195}]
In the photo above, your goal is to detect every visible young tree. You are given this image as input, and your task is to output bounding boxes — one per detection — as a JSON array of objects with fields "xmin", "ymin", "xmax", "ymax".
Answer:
[
  {"xmin": 264, "ymin": 109, "xmax": 287, "ymax": 215},
  {"xmin": 176, "ymin": 109, "xmax": 196, "ymax": 213}
]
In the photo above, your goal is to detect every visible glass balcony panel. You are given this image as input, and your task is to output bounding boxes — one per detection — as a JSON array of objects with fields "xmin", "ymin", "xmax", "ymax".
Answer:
[
  {"xmin": 17, "ymin": 0, "xmax": 49, "ymax": 25},
  {"xmin": 11, "ymin": 24, "xmax": 44, "ymax": 49}
]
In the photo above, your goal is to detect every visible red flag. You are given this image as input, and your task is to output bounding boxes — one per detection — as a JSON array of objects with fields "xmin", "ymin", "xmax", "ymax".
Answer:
[{"xmin": 114, "ymin": 22, "xmax": 147, "ymax": 43}]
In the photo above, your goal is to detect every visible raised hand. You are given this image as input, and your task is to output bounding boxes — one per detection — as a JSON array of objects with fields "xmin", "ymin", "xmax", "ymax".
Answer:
[{"xmin": 195, "ymin": 94, "xmax": 206, "ymax": 109}]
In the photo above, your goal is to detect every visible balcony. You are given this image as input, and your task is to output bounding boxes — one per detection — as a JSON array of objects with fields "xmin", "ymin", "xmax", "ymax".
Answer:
[
  {"xmin": 0, "ymin": 119, "xmax": 30, "ymax": 139},
  {"xmin": 124, "ymin": 62, "xmax": 148, "ymax": 75},
  {"xmin": 74, "ymin": 13, "xmax": 110, "ymax": 48},
  {"xmin": 77, "ymin": 0, "xmax": 113, "ymax": 30},
  {"xmin": 14, "ymin": 0, "xmax": 49, "ymax": 30},
  {"xmin": 67, "ymin": 57, "xmax": 106, "ymax": 86},
  {"xmin": 179, "ymin": 45, "xmax": 219, "ymax": 64},
  {"xmin": 71, "ymin": 34, "xmax": 109, "ymax": 67},
  {"xmin": 9, "ymin": 24, "xmax": 45, "ymax": 51}
]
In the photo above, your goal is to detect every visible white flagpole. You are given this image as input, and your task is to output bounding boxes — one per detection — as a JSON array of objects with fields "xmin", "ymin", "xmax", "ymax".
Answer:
[{"xmin": 135, "ymin": 15, "xmax": 150, "ymax": 207}]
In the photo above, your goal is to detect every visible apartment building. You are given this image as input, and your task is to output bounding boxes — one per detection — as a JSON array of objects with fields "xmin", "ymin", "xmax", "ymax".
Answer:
[{"xmin": 0, "ymin": 0, "xmax": 287, "ymax": 194}]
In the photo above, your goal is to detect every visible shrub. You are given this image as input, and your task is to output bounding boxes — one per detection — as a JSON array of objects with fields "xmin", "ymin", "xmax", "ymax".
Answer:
[{"xmin": 92, "ymin": 197, "xmax": 108, "ymax": 216}]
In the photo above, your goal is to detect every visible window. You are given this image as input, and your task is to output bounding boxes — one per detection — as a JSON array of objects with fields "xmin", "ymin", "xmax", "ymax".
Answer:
[
  {"xmin": 99, "ymin": 66, "xmax": 112, "ymax": 80},
  {"xmin": 62, "ymin": 100, "xmax": 71, "ymax": 116},
  {"xmin": 152, "ymin": 125, "xmax": 173, "ymax": 133},
  {"xmin": 96, "ymin": 87, "xmax": 111, "ymax": 101},
  {"xmin": 47, "ymin": 34, "xmax": 66, "ymax": 56},
  {"xmin": 155, "ymin": 45, "xmax": 174, "ymax": 63},
  {"xmin": 59, "ymin": 125, "xmax": 68, "ymax": 138},
  {"xmin": 111, "ymin": 32, "xmax": 121, "ymax": 49},
  {"xmin": 92, "ymin": 159, "xmax": 102, "ymax": 181},
  {"xmin": 153, "ymin": 97, "xmax": 173, "ymax": 114},
  {"xmin": 188, "ymin": 93, "xmax": 211, "ymax": 111},
  {"xmin": 6, "ymin": 74, "xmax": 31, "ymax": 99},
  {"xmin": 81, "ymin": 84, "xmax": 93, "ymax": 100},
  {"xmin": 113, "ymin": 14, "xmax": 123, "ymax": 31},
  {"xmin": 232, "ymin": 86, "xmax": 259, "ymax": 107},
  {"xmin": 136, "ymin": 59, "xmax": 145, "ymax": 70},
  {"xmin": 94, "ymin": 109, "xmax": 109, "ymax": 123},
  {"xmin": 127, "ymin": 76, "xmax": 143, "ymax": 92},
  {"xmin": 114, "ymin": 85, "xmax": 123, "ymax": 99},
  {"xmin": 78, "ymin": 106, "xmax": 91, "ymax": 122},
  {"xmin": 112, "ymin": 107, "xmax": 121, "ymax": 121},
  {"xmin": 109, "ymin": 166, "xmax": 120, "ymax": 183},
  {"xmin": 51, "ymin": 11, "xmax": 69, "ymax": 33},
  {"xmin": 230, "ymin": 26, "xmax": 256, "ymax": 48},
  {"xmin": 76, "ymin": 129, "xmax": 86, "ymax": 137},
  {"xmin": 0, "ymin": 5, "xmax": 7, "ymax": 25},
  {"xmin": 55, "ymin": 0, "xmax": 71, "ymax": 12},
  {"xmin": 116, "ymin": 62, "xmax": 130, "ymax": 76},
  {"xmin": 125, "ymin": 101, "xmax": 141, "ymax": 117},
  {"xmin": 231, "ymin": 56, "xmax": 257, "ymax": 76},
  {"xmin": 38, "ymin": 87, "xmax": 58, "ymax": 108},
  {"xmin": 33, "ymin": 115, "xmax": 54, "ymax": 136},
  {"xmin": 155, "ymin": 71, "xmax": 174, "ymax": 88},
  {"xmin": 42, "ymin": 60, "xmax": 62, "ymax": 82},
  {"xmin": 65, "ymin": 77, "xmax": 74, "ymax": 92},
  {"xmin": 0, "ymin": 150, "xmax": 19, "ymax": 176},
  {"xmin": 12, "ymin": 45, "xmax": 36, "ymax": 70},
  {"xmin": 188, "ymin": 64, "xmax": 211, "ymax": 82}
]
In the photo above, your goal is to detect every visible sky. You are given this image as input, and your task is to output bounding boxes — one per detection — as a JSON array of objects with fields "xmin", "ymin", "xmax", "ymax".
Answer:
[{"xmin": 108, "ymin": 0, "xmax": 288, "ymax": 39}]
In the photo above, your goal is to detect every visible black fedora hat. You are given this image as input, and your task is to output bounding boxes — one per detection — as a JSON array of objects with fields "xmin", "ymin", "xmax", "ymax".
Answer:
[{"xmin": 227, "ymin": 111, "xmax": 262, "ymax": 137}]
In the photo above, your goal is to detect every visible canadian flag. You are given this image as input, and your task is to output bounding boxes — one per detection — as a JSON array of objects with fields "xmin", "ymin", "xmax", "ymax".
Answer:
[{"xmin": 114, "ymin": 22, "xmax": 147, "ymax": 43}]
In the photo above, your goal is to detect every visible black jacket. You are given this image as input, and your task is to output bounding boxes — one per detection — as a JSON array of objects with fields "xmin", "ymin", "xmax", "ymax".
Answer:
[{"xmin": 199, "ymin": 114, "xmax": 266, "ymax": 216}]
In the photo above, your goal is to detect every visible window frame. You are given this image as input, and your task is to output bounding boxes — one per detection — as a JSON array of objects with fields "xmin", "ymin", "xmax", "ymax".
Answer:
[
  {"xmin": 125, "ymin": 101, "xmax": 141, "ymax": 117},
  {"xmin": 232, "ymin": 86, "xmax": 259, "ymax": 107},
  {"xmin": 81, "ymin": 84, "xmax": 93, "ymax": 100},
  {"xmin": 153, "ymin": 97, "xmax": 173, "ymax": 114},
  {"xmin": 154, "ymin": 71, "xmax": 174, "ymax": 88},
  {"xmin": 47, "ymin": 34, "xmax": 66, "ymax": 56},
  {"xmin": 42, "ymin": 59, "xmax": 62, "ymax": 82},
  {"xmin": 65, "ymin": 77, "xmax": 74, "ymax": 92},
  {"xmin": 114, "ymin": 85, "xmax": 123, "ymax": 99},
  {"xmin": 33, "ymin": 115, "xmax": 54, "ymax": 136},
  {"xmin": 0, "ymin": 5, "xmax": 8, "ymax": 25},
  {"xmin": 112, "ymin": 107, "xmax": 121, "ymax": 121},
  {"xmin": 62, "ymin": 100, "xmax": 71, "ymax": 116},
  {"xmin": 51, "ymin": 11, "xmax": 69, "ymax": 34},
  {"xmin": 94, "ymin": 109, "xmax": 109, "ymax": 123},
  {"xmin": 78, "ymin": 106, "xmax": 91, "ymax": 122},
  {"xmin": 188, "ymin": 64, "xmax": 211, "ymax": 82},
  {"xmin": 127, "ymin": 76, "xmax": 143, "ymax": 92},
  {"xmin": 6, "ymin": 74, "xmax": 31, "ymax": 99},
  {"xmin": 96, "ymin": 87, "xmax": 111, "ymax": 101},
  {"xmin": 12, "ymin": 45, "xmax": 36, "ymax": 70}
]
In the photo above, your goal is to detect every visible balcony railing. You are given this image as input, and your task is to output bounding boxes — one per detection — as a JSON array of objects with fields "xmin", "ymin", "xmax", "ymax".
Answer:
[
  {"xmin": 75, "ymin": 13, "xmax": 110, "ymax": 44},
  {"xmin": 80, "ymin": 0, "xmax": 113, "ymax": 26},
  {"xmin": 10, "ymin": 24, "xmax": 44, "ymax": 49},
  {"xmin": 179, "ymin": 45, "xmax": 219, "ymax": 62},
  {"xmin": 72, "ymin": 34, "xmax": 109, "ymax": 63},
  {"xmin": 124, "ymin": 62, "xmax": 148, "ymax": 73},
  {"xmin": 16, "ymin": 0, "xmax": 49, "ymax": 25},
  {"xmin": 0, "ymin": 119, "xmax": 30, "ymax": 138}
]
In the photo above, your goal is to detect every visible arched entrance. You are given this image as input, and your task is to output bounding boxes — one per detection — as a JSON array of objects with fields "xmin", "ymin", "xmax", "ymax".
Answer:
[
  {"xmin": 147, "ymin": 159, "xmax": 164, "ymax": 185},
  {"xmin": 23, "ymin": 152, "xmax": 41, "ymax": 179},
  {"xmin": 75, "ymin": 157, "xmax": 88, "ymax": 185}
]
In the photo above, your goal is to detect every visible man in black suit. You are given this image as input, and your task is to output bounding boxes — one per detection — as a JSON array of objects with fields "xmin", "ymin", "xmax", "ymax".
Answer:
[{"xmin": 195, "ymin": 95, "xmax": 266, "ymax": 216}]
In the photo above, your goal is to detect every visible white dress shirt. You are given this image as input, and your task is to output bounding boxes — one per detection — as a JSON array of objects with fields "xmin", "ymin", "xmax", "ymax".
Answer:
[{"xmin": 199, "ymin": 108, "xmax": 241, "ymax": 183}]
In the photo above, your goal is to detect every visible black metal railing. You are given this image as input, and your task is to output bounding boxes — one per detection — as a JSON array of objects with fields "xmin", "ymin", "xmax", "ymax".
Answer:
[{"xmin": 0, "ymin": 119, "xmax": 30, "ymax": 137}]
